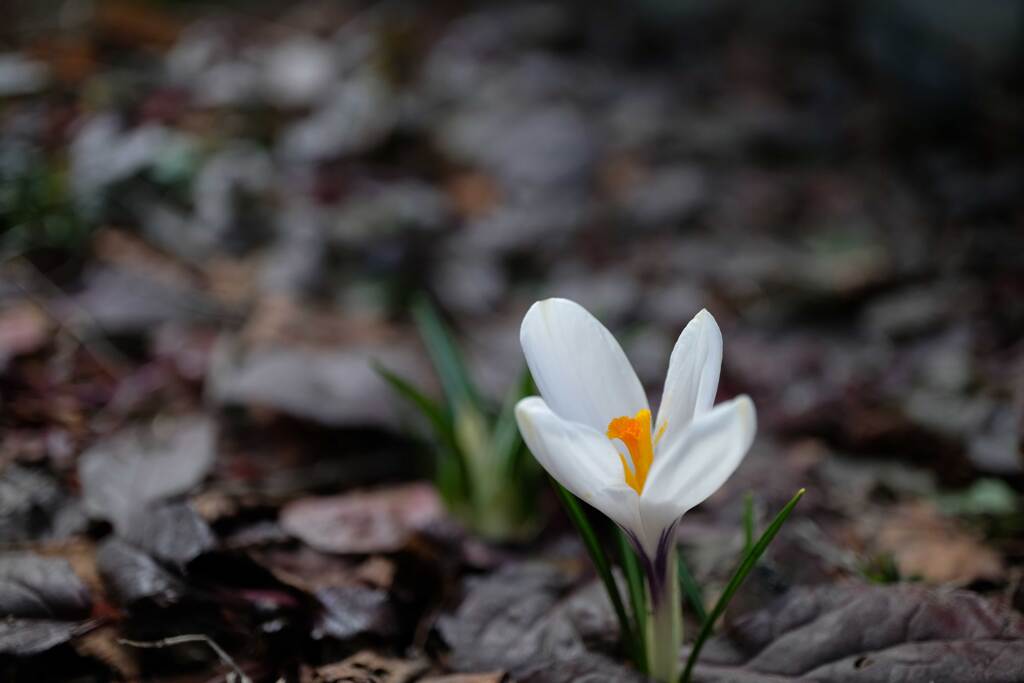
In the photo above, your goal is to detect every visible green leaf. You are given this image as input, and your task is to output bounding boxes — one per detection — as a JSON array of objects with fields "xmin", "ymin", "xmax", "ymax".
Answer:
[
  {"xmin": 680, "ymin": 488, "xmax": 806, "ymax": 683},
  {"xmin": 373, "ymin": 362, "xmax": 455, "ymax": 448},
  {"xmin": 676, "ymin": 550, "xmax": 707, "ymax": 625},
  {"xmin": 742, "ymin": 492, "xmax": 755, "ymax": 555},
  {"xmin": 491, "ymin": 367, "xmax": 534, "ymax": 474},
  {"xmin": 435, "ymin": 443, "xmax": 469, "ymax": 506},
  {"xmin": 375, "ymin": 361, "xmax": 471, "ymax": 504},
  {"xmin": 859, "ymin": 552, "xmax": 903, "ymax": 585},
  {"xmin": 453, "ymin": 399, "xmax": 493, "ymax": 507},
  {"xmin": 551, "ymin": 480, "xmax": 643, "ymax": 670},
  {"xmin": 617, "ymin": 528, "xmax": 648, "ymax": 672},
  {"xmin": 412, "ymin": 296, "xmax": 480, "ymax": 410},
  {"xmin": 936, "ymin": 478, "xmax": 1020, "ymax": 517}
]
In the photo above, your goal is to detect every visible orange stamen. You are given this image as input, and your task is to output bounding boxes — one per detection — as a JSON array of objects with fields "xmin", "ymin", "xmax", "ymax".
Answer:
[{"xmin": 607, "ymin": 409, "xmax": 655, "ymax": 494}]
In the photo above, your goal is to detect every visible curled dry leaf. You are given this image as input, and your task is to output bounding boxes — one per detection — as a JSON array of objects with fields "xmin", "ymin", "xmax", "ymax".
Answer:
[
  {"xmin": 691, "ymin": 582, "xmax": 1024, "ymax": 682},
  {"xmin": 280, "ymin": 483, "xmax": 444, "ymax": 555}
]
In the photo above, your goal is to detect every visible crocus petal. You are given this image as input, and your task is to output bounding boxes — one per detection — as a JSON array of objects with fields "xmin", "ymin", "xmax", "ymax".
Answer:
[
  {"xmin": 642, "ymin": 395, "xmax": 756, "ymax": 527},
  {"xmin": 653, "ymin": 309, "xmax": 722, "ymax": 455},
  {"xmin": 515, "ymin": 396, "xmax": 636, "ymax": 528},
  {"xmin": 598, "ymin": 483, "xmax": 648, "ymax": 555},
  {"xmin": 520, "ymin": 298, "xmax": 648, "ymax": 434}
]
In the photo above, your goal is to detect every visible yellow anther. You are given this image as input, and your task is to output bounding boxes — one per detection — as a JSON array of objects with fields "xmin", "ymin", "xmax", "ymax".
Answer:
[{"xmin": 607, "ymin": 409, "xmax": 655, "ymax": 494}]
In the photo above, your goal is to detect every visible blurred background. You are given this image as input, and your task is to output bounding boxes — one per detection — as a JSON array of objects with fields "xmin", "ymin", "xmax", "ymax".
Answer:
[
  {"xmin": 4, "ymin": 0, "xmax": 1022, "ymax": 472},
  {"xmin": 1, "ymin": 0, "xmax": 1024, "ymax": 678}
]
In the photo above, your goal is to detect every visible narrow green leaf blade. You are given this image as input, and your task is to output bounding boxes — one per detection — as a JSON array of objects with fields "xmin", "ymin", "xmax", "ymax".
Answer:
[
  {"xmin": 373, "ymin": 362, "xmax": 454, "ymax": 447},
  {"xmin": 676, "ymin": 550, "xmax": 707, "ymax": 624},
  {"xmin": 742, "ymin": 492, "xmax": 755, "ymax": 555},
  {"xmin": 375, "ymin": 362, "xmax": 469, "ymax": 501},
  {"xmin": 412, "ymin": 296, "xmax": 479, "ymax": 409},
  {"xmin": 435, "ymin": 443, "xmax": 470, "ymax": 505},
  {"xmin": 491, "ymin": 366, "xmax": 534, "ymax": 472},
  {"xmin": 551, "ymin": 480, "xmax": 643, "ymax": 670},
  {"xmin": 680, "ymin": 488, "xmax": 806, "ymax": 683},
  {"xmin": 617, "ymin": 528, "xmax": 648, "ymax": 670}
]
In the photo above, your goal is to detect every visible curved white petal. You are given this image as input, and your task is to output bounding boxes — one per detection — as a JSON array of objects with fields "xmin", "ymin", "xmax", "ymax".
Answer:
[
  {"xmin": 599, "ymin": 483, "xmax": 650, "ymax": 554},
  {"xmin": 643, "ymin": 395, "xmax": 756, "ymax": 523},
  {"xmin": 654, "ymin": 309, "xmax": 722, "ymax": 456},
  {"xmin": 515, "ymin": 397, "xmax": 638, "ymax": 527},
  {"xmin": 596, "ymin": 485, "xmax": 675, "ymax": 560},
  {"xmin": 520, "ymin": 298, "xmax": 648, "ymax": 434}
]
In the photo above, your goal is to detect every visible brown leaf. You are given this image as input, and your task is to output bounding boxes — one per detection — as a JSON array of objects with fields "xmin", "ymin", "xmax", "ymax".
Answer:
[
  {"xmin": 692, "ymin": 582, "xmax": 1024, "ymax": 682},
  {"xmin": 253, "ymin": 546, "xmax": 395, "ymax": 593},
  {"xmin": 309, "ymin": 650, "xmax": 428, "ymax": 683},
  {"xmin": 0, "ymin": 304, "xmax": 50, "ymax": 366},
  {"xmin": 420, "ymin": 674, "xmax": 506, "ymax": 683},
  {"xmin": 72, "ymin": 624, "xmax": 140, "ymax": 680},
  {"xmin": 871, "ymin": 501, "xmax": 1005, "ymax": 585},
  {"xmin": 95, "ymin": 0, "xmax": 183, "ymax": 48},
  {"xmin": 280, "ymin": 483, "xmax": 444, "ymax": 554},
  {"xmin": 446, "ymin": 172, "xmax": 501, "ymax": 220}
]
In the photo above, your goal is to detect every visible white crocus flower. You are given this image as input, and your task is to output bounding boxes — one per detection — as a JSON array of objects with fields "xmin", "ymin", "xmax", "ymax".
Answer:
[{"xmin": 515, "ymin": 298, "xmax": 756, "ymax": 681}]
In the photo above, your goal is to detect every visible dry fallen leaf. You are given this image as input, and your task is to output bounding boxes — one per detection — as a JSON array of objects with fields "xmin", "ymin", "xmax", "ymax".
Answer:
[
  {"xmin": 0, "ymin": 304, "xmax": 50, "ymax": 366},
  {"xmin": 420, "ymin": 674, "xmax": 506, "ymax": 683},
  {"xmin": 438, "ymin": 562, "xmax": 643, "ymax": 683},
  {"xmin": 0, "ymin": 552, "xmax": 92, "ymax": 618},
  {"xmin": 78, "ymin": 416, "xmax": 216, "ymax": 532},
  {"xmin": 72, "ymin": 624, "xmax": 140, "ymax": 680},
  {"xmin": 870, "ymin": 501, "xmax": 1004, "ymax": 585},
  {"xmin": 446, "ymin": 172, "xmax": 501, "ymax": 220},
  {"xmin": 0, "ymin": 552, "xmax": 94, "ymax": 656},
  {"xmin": 308, "ymin": 650, "xmax": 428, "ymax": 683},
  {"xmin": 281, "ymin": 483, "xmax": 444, "ymax": 555},
  {"xmin": 692, "ymin": 582, "xmax": 1024, "ymax": 682}
]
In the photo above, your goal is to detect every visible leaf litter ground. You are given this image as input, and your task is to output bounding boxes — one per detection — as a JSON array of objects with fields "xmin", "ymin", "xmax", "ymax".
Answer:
[{"xmin": 1, "ymin": 0, "xmax": 1023, "ymax": 681}]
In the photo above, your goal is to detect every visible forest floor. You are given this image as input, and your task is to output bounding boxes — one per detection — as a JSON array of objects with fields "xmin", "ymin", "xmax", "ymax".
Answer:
[{"xmin": 1, "ymin": 1, "xmax": 1023, "ymax": 681}]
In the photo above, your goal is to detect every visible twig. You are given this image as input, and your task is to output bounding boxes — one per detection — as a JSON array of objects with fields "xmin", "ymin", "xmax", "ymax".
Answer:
[{"xmin": 118, "ymin": 635, "xmax": 252, "ymax": 683}]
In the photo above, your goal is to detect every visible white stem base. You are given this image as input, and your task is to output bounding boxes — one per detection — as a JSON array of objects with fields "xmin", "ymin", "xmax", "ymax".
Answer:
[{"xmin": 645, "ymin": 550, "xmax": 682, "ymax": 682}]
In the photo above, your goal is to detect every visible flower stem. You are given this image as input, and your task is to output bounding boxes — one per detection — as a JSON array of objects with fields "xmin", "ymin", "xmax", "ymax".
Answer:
[{"xmin": 645, "ymin": 547, "xmax": 682, "ymax": 682}]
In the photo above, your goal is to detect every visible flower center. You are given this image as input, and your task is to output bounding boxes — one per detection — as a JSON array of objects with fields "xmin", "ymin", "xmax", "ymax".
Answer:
[{"xmin": 607, "ymin": 409, "xmax": 656, "ymax": 494}]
